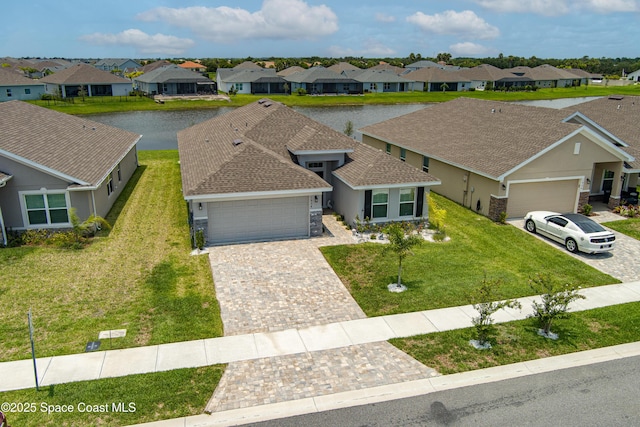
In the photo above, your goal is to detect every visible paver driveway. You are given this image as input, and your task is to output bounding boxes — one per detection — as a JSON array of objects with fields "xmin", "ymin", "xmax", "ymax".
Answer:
[{"xmin": 206, "ymin": 216, "xmax": 438, "ymax": 412}]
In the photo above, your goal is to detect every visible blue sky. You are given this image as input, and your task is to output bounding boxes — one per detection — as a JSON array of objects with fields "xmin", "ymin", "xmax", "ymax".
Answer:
[{"xmin": 2, "ymin": 0, "xmax": 639, "ymax": 59}]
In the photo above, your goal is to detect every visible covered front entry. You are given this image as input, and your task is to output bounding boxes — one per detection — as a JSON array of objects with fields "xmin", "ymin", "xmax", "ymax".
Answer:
[
  {"xmin": 507, "ymin": 179, "xmax": 579, "ymax": 217},
  {"xmin": 208, "ymin": 196, "xmax": 309, "ymax": 244}
]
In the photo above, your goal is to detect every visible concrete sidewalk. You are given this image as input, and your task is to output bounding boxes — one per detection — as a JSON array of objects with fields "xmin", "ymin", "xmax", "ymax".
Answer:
[{"xmin": 2, "ymin": 281, "xmax": 640, "ymax": 393}]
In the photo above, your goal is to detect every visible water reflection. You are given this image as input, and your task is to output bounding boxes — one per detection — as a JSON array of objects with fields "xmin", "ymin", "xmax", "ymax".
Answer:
[{"xmin": 88, "ymin": 97, "xmax": 602, "ymax": 150}]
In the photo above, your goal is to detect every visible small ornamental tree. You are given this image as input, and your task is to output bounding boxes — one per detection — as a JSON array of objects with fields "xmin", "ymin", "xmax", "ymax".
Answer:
[
  {"xmin": 469, "ymin": 277, "xmax": 521, "ymax": 349},
  {"xmin": 383, "ymin": 222, "xmax": 422, "ymax": 289},
  {"xmin": 343, "ymin": 120, "xmax": 354, "ymax": 137},
  {"xmin": 528, "ymin": 274, "xmax": 586, "ymax": 339}
]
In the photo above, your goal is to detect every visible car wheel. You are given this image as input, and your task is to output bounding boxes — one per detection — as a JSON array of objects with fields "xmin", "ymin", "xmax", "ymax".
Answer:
[
  {"xmin": 525, "ymin": 219, "xmax": 536, "ymax": 233},
  {"xmin": 565, "ymin": 238, "xmax": 578, "ymax": 253}
]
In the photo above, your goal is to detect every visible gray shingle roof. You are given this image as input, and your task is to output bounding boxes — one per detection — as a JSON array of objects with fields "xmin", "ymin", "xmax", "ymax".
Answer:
[
  {"xmin": 283, "ymin": 67, "xmax": 351, "ymax": 83},
  {"xmin": 349, "ymin": 69, "xmax": 414, "ymax": 83},
  {"xmin": 360, "ymin": 97, "xmax": 581, "ymax": 179},
  {"xmin": 177, "ymin": 100, "xmax": 436, "ymax": 197},
  {"xmin": 565, "ymin": 95, "xmax": 640, "ymax": 169},
  {"xmin": 404, "ymin": 67, "xmax": 470, "ymax": 83},
  {"xmin": 0, "ymin": 100, "xmax": 141, "ymax": 186},
  {"xmin": 40, "ymin": 63, "xmax": 131, "ymax": 84},
  {"xmin": 217, "ymin": 68, "xmax": 278, "ymax": 83},
  {"xmin": 134, "ymin": 65, "xmax": 212, "ymax": 84},
  {"xmin": 0, "ymin": 67, "xmax": 43, "ymax": 86},
  {"xmin": 458, "ymin": 64, "xmax": 516, "ymax": 81}
]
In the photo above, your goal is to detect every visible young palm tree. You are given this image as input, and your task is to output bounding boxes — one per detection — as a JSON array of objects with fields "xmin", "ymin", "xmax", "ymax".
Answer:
[{"xmin": 384, "ymin": 223, "xmax": 423, "ymax": 288}]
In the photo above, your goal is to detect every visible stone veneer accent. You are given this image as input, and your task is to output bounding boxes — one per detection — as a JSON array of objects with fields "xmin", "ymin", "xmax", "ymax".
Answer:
[
  {"xmin": 578, "ymin": 191, "xmax": 591, "ymax": 213},
  {"xmin": 309, "ymin": 210, "xmax": 323, "ymax": 237},
  {"xmin": 489, "ymin": 195, "xmax": 508, "ymax": 222},
  {"xmin": 608, "ymin": 196, "xmax": 621, "ymax": 210}
]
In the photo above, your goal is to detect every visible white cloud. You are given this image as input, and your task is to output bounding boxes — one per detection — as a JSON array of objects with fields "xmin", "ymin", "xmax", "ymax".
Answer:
[
  {"xmin": 375, "ymin": 13, "xmax": 396, "ymax": 23},
  {"xmin": 137, "ymin": 0, "xmax": 338, "ymax": 43},
  {"xmin": 582, "ymin": 0, "xmax": 640, "ymax": 13},
  {"xmin": 474, "ymin": 0, "xmax": 640, "ymax": 15},
  {"xmin": 406, "ymin": 10, "xmax": 499, "ymax": 39},
  {"xmin": 449, "ymin": 42, "xmax": 496, "ymax": 56},
  {"xmin": 474, "ymin": 0, "xmax": 570, "ymax": 16},
  {"xmin": 79, "ymin": 29, "xmax": 194, "ymax": 55}
]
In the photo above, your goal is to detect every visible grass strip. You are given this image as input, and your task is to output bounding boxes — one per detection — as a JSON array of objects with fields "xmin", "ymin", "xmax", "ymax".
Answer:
[
  {"xmin": 0, "ymin": 365, "xmax": 224, "ymax": 427},
  {"xmin": 391, "ymin": 301, "xmax": 640, "ymax": 375}
]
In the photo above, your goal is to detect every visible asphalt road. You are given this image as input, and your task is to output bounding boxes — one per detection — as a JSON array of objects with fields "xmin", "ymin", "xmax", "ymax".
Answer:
[{"xmin": 247, "ymin": 355, "xmax": 640, "ymax": 427}]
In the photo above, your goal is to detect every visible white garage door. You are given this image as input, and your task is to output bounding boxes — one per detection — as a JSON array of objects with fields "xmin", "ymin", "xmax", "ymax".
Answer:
[
  {"xmin": 508, "ymin": 180, "xmax": 579, "ymax": 218},
  {"xmin": 208, "ymin": 196, "xmax": 309, "ymax": 244}
]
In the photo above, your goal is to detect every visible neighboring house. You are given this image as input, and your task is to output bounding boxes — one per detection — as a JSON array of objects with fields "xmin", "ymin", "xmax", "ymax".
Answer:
[
  {"xmin": 284, "ymin": 66, "xmax": 363, "ymax": 94},
  {"xmin": 458, "ymin": 64, "xmax": 525, "ymax": 90},
  {"xmin": 370, "ymin": 63, "xmax": 405, "ymax": 75},
  {"xmin": 562, "ymin": 95, "xmax": 640, "ymax": 204},
  {"xmin": 0, "ymin": 67, "xmax": 45, "ymax": 101},
  {"xmin": 627, "ymin": 69, "xmax": 640, "ymax": 82},
  {"xmin": 134, "ymin": 65, "xmax": 216, "ymax": 96},
  {"xmin": 0, "ymin": 101, "xmax": 141, "ymax": 244},
  {"xmin": 40, "ymin": 63, "xmax": 132, "ymax": 97},
  {"xmin": 403, "ymin": 60, "xmax": 444, "ymax": 72},
  {"xmin": 179, "ymin": 61, "xmax": 207, "ymax": 74},
  {"xmin": 360, "ymin": 97, "xmax": 635, "ymax": 220},
  {"xmin": 346, "ymin": 69, "xmax": 415, "ymax": 93},
  {"xmin": 567, "ymin": 68, "xmax": 603, "ymax": 85},
  {"xmin": 403, "ymin": 67, "xmax": 470, "ymax": 92},
  {"xmin": 506, "ymin": 65, "xmax": 579, "ymax": 88},
  {"xmin": 177, "ymin": 99, "xmax": 440, "ymax": 245},
  {"xmin": 94, "ymin": 58, "xmax": 142, "ymax": 74},
  {"xmin": 140, "ymin": 60, "xmax": 172, "ymax": 73},
  {"xmin": 277, "ymin": 66, "xmax": 306, "ymax": 77},
  {"xmin": 216, "ymin": 67, "xmax": 286, "ymax": 94}
]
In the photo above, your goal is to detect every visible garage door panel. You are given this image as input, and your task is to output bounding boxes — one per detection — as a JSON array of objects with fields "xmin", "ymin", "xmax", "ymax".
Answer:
[
  {"xmin": 508, "ymin": 180, "xmax": 578, "ymax": 218},
  {"xmin": 208, "ymin": 197, "xmax": 309, "ymax": 244}
]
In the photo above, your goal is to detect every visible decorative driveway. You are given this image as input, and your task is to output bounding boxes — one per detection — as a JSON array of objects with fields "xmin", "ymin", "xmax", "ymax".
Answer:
[{"xmin": 205, "ymin": 215, "xmax": 438, "ymax": 412}]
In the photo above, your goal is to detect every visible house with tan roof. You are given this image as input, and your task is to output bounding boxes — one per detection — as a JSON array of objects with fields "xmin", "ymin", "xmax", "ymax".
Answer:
[
  {"xmin": 40, "ymin": 63, "xmax": 133, "ymax": 98},
  {"xmin": 177, "ymin": 99, "xmax": 439, "ymax": 245},
  {"xmin": 283, "ymin": 66, "xmax": 362, "ymax": 95},
  {"xmin": 458, "ymin": 64, "xmax": 529, "ymax": 91},
  {"xmin": 361, "ymin": 97, "xmax": 635, "ymax": 220},
  {"xmin": 0, "ymin": 67, "xmax": 45, "ymax": 101},
  {"xmin": 343, "ymin": 69, "xmax": 415, "ymax": 93},
  {"xmin": 0, "ymin": 101, "xmax": 141, "ymax": 245}
]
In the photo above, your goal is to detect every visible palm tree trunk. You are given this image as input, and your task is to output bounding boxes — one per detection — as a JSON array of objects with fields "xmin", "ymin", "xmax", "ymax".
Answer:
[{"xmin": 397, "ymin": 257, "xmax": 402, "ymax": 286}]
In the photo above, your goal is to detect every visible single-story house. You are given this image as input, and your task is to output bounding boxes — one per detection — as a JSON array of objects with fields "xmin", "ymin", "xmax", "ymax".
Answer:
[
  {"xmin": 344, "ymin": 69, "xmax": 415, "ymax": 93},
  {"xmin": 40, "ymin": 63, "xmax": 133, "ymax": 98},
  {"xmin": 284, "ymin": 67, "xmax": 363, "ymax": 95},
  {"xmin": 403, "ymin": 67, "xmax": 471, "ymax": 92},
  {"xmin": 327, "ymin": 62, "xmax": 362, "ymax": 74},
  {"xmin": 562, "ymin": 95, "xmax": 640, "ymax": 204},
  {"xmin": 134, "ymin": 65, "xmax": 216, "ymax": 96},
  {"xmin": 458, "ymin": 64, "xmax": 525, "ymax": 91},
  {"xmin": 0, "ymin": 101, "xmax": 141, "ymax": 244},
  {"xmin": 216, "ymin": 67, "xmax": 286, "ymax": 94},
  {"xmin": 361, "ymin": 97, "xmax": 635, "ymax": 220},
  {"xmin": 403, "ymin": 60, "xmax": 445, "ymax": 72},
  {"xmin": 506, "ymin": 65, "xmax": 579, "ymax": 88},
  {"xmin": 0, "ymin": 67, "xmax": 45, "ymax": 101},
  {"xmin": 177, "ymin": 99, "xmax": 440, "ymax": 245}
]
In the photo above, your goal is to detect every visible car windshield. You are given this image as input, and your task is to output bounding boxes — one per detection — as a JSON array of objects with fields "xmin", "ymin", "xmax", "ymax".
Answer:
[{"xmin": 563, "ymin": 214, "xmax": 606, "ymax": 233}]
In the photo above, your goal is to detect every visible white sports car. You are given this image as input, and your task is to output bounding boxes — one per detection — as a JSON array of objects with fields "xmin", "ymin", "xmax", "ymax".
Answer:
[{"xmin": 524, "ymin": 211, "xmax": 615, "ymax": 254}]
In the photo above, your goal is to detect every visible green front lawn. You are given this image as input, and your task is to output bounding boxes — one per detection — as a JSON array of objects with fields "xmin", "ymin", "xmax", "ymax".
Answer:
[
  {"xmin": 320, "ymin": 194, "xmax": 619, "ymax": 317},
  {"xmin": 0, "ymin": 151, "xmax": 223, "ymax": 362},
  {"xmin": 0, "ymin": 365, "xmax": 224, "ymax": 427},
  {"xmin": 603, "ymin": 217, "xmax": 640, "ymax": 240}
]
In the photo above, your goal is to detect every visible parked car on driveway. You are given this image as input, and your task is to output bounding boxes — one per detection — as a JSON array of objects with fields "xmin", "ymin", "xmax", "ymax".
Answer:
[{"xmin": 524, "ymin": 211, "xmax": 616, "ymax": 254}]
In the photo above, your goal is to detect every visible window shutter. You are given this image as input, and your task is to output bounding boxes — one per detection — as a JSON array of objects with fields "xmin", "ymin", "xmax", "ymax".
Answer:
[
  {"xmin": 415, "ymin": 187, "xmax": 425, "ymax": 217},
  {"xmin": 364, "ymin": 190, "xmax": 372, "ymax": 220}
]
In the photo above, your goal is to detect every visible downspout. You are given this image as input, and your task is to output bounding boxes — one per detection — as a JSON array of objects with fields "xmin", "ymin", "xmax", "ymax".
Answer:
[{"xmin": 91, "ymin": 190, "xmax": 97, "ymax": 216}]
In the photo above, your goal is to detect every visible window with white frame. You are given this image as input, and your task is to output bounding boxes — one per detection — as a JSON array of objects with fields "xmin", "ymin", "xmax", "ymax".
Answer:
[
  {"xmin": 6, "ymin": 89, "xmax": 12, "ymax": 97},
  {"xmin": 117, "ymin": 163, "xmax": 122, "ymax": 182},
  {"xmin": 400, "ymin": 148, "xmax": 406, "ymax": 162},
  {"xmin": 399, "ymin": 188, "xmax": 415, "ymax": 217},
  {"xmin": 372, "ymin": 190, "xmax": 388, "ymax": 219},
  {"xmin": 386, "ymin": 143, "xmax": 391, "ymax": 155},
  {"xmin": 23, "ymin": 192, "xmax": 69, "ymax": 225},
  {"xmin": 422, "ymin": 156, "xmax": 430, "ymax": 172},
  {"xmin": 234, "ymin": 83, "xmax": 243, "ymax": 91},
  {"xmin": 383, "ymin": 82, "xmax": 391, "ymax": 90}
]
